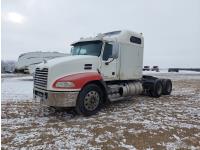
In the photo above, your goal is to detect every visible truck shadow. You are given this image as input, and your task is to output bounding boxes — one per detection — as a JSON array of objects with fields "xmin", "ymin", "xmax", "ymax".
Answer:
[
  {"xmin": 34, "ymin": 94, "xmax": 162, "ymax": 120},
  {"xmin": 37, "ymin": 106, "xmax": 77, "ymax": 119},
  {"xmin": 36, "ymin": 98, "xmax": 139, "ymax": 119}
]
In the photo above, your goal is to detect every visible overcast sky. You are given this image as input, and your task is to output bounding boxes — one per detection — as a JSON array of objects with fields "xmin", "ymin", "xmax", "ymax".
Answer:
[{"xmin": 1, "ymin": 0, "xmax": 200, "ymax": 68}]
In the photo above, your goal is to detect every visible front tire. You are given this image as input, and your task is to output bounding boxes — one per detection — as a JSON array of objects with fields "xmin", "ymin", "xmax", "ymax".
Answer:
[{"xmin": 75, "ymin": 84, "xmax": 103, "ymax": 116}]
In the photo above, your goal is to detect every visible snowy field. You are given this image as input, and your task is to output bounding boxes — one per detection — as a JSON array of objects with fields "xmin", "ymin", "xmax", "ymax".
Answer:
[
  {"xmin": 1, "ymin": 71, "xmax": 200, "ymax": 149},
  {"xmin": 1, "ymin": 75, "xmax": 33, "ymax": 101}
]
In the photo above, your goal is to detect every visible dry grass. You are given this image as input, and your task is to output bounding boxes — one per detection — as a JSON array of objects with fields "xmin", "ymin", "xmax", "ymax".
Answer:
[{"xmin": 1, "ymin": 75, "xmax": 200, "ymax": 149}]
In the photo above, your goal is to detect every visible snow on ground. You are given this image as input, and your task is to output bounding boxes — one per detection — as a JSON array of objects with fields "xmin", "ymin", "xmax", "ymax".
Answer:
[
  {"xmin": 1, "ymin": 73, "xmax": 17, "ymax": 78},
  {"xmin": 1, "ymin": 72, "xmax": 200, "ymax": 149},
  {"xmin": 1, "ymin": 75, "xmax": 33, "ymax": 101},
  {"xmin": 143, "ymin": 70, "xmax": 200, "ymax": 81}
]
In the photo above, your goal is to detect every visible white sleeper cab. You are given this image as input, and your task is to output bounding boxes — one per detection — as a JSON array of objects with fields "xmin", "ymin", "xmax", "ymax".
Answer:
[{"xmin": 33, "ymin": 30, "xmax": 172, "ymax": 116}]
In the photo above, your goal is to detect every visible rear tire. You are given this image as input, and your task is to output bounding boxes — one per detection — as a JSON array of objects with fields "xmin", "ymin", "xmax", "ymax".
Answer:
[
  {"xmin": 162, "ymin": 79, "xmax": 172, "ymax": 95},
  {"xmin": 75, "ymin": 84, "xmax": 103, "ymax": 116},
  {"xmin": 149, "ymin": 79, "xmax": 163, "ymax": 98}
]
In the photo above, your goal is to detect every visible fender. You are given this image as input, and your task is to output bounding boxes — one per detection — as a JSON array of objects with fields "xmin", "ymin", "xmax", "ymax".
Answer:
[{"xmin": 52, "ymin": 72, "xmax": 103, "ymax": 90}]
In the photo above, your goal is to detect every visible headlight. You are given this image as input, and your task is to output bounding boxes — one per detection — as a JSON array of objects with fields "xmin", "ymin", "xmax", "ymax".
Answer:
[{"xmin": 55, "ymin": 81, "xmax": 75, "ymax": 88}]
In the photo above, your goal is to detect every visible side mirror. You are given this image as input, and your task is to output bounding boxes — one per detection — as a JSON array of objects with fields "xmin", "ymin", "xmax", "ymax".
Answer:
[{"xmin": 112, "ymin": 42, "xmax": 119, "ymax": 59}]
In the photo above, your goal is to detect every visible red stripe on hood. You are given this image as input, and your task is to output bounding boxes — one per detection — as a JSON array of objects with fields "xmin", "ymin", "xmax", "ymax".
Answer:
[{"xmin": 52, "ymin": 72, "xmax": 103, "ymax": 89}]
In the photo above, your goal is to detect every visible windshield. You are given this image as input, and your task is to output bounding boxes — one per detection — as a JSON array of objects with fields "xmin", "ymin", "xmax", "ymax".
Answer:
[{"xmin": 71, "ymin": 41, "xmax": 103, "ymax": 56}]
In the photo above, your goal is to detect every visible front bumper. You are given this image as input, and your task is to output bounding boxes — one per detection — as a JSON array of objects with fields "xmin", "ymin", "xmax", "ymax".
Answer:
[{"xmin": 33, "ymin": 88, "xmax": 79, "ymax": 107}]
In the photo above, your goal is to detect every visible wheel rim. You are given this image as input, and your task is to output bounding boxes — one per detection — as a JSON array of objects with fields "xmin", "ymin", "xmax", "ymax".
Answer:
[{"xmin": 84, "ymin": 91, "xmax": 100, "ymax": 111}]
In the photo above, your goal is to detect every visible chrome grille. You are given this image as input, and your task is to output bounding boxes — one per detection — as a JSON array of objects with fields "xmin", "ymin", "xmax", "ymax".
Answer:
[{"xmin": 34, "ymin": 68, "xmax": 48, "ymax": 89}]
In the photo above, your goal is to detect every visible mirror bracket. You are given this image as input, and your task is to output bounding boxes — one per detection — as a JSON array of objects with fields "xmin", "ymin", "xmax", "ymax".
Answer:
[
  {"xmin": 105, "ymin": 58, "xmax": 114, "ymax": 65},
  {"xmin": 112, "ymin": 42, "xmax": 119, "ymax": 59}
]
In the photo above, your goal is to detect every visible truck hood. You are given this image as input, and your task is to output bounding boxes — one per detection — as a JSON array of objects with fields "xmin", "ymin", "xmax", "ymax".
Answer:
[
  {"xmin": 37, "ymin": 55, "xmax": 100, "ymax": 91},
  {"xmin": 38, "ymin": 55, "xmax": 99, "ymax": 68}
]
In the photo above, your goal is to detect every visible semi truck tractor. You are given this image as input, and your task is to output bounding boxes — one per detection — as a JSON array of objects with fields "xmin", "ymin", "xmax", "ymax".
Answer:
[{"xmin": 33, "ymin": 30, "xmax": 172, "ymax": 116}]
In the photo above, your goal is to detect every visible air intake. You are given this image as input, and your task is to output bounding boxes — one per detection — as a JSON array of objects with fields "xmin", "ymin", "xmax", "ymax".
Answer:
[{"xmin": 34, "ymin": 68, "xmax": 48, "ymax": 89}]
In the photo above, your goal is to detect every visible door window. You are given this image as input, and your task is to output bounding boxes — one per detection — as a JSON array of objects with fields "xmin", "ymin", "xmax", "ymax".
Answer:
[{"xmin": 103, "ymin": 43, "xmax": 113, "ymax": 61}]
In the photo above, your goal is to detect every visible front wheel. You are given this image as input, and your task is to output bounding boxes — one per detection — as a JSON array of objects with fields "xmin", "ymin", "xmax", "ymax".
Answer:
[{"xmin": 75, "ymin": 84, "xmax": 103, "ymax": 116}]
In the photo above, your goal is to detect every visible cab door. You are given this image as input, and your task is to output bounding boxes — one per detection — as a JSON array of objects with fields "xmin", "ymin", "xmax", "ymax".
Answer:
[{"xmin": 100, "ymin": 42, "xmax": 118, "ymax": 81}]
